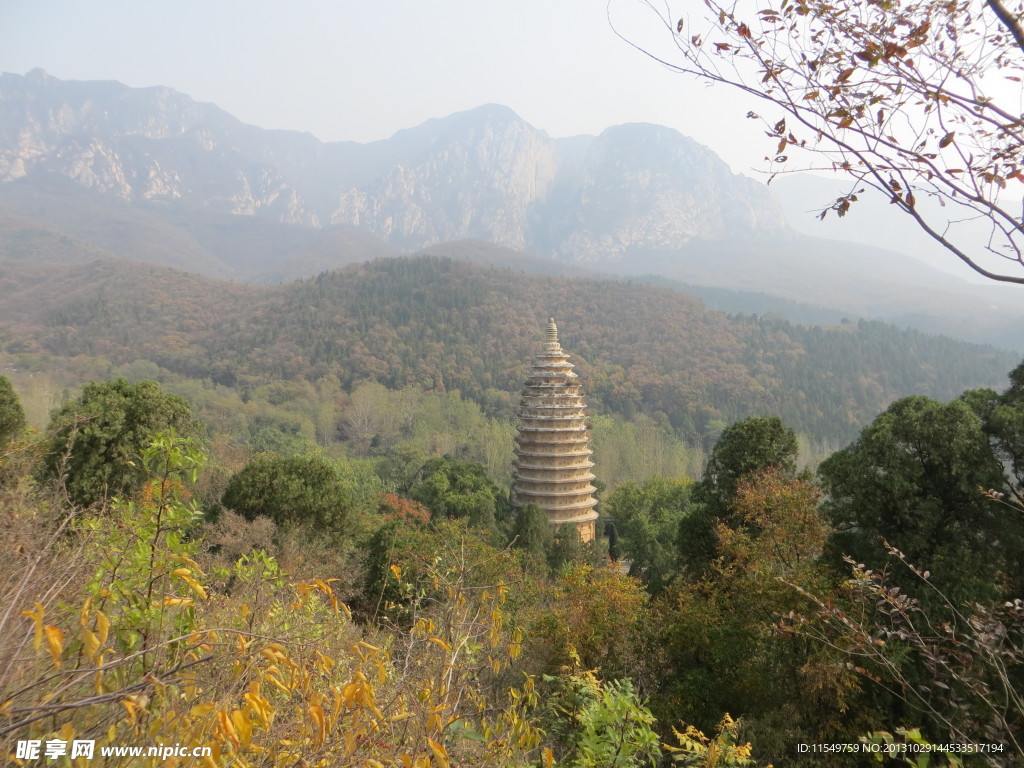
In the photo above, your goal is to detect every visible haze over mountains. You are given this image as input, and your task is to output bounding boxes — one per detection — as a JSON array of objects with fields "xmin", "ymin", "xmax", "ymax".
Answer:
[
  {"xmin": 0, "ymin": 69, "xmax": 781, "ymax": 250},
  {"xmin": 2, "ymin": 69, "xmax": 1023, "ymax": 349}
]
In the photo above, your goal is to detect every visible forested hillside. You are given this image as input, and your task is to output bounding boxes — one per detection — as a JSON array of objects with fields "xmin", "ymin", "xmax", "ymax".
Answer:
[{"xmin": 2, "ymin": 254, "xmax": 1014, "ymax": 446}]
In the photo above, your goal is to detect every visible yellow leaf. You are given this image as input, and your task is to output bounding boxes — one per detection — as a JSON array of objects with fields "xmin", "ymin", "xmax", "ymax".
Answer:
[
  {"xmin": 22, "ymin": 602, "xmax": 44, "ymax": 651},
  {"xmin": 218, "ymin": 709, "xmax": 239, "ymax": 746},
  {"xmin": 43, "ymin": 624, "xmax": 63, "ymax": 667},
  {"xmin": 231, "ymin": 709, "xmax": 252, "ymax": 749},
  {"xmin": 426, "ymin": 713, "xmax": 442, "ymax": 735},
  {"xmin": 544, "ymin": 747, "xmax": 554, "ymax": 768},
  {"xmin": 428, "ymin": 637, "xmax": 452, "ymax": 652},
  {"xmin": 82, "ymin": 628, "xmax": 100, "ymax": 661},
  {"xmin": 172, "ymin": 567, "xmax": 192, "ymax": 578},
  {"xmin": 164, "ymin": 596, "xmax": 195, "ymax": 607},
  {"xmin": 191, "ymin": 702, "xmax": 217, "ymax": 718},
  {"xmin": 309, "ymin": 703, "xmax": 326, "ymax": 745},
  {"xmin": 80, "ymin": 597, "xmax": 92, "ymax": 629},
  {"xmin": 123, "ymin": 698, "xmax": 139, "ymax": 725},
  {"xmin": 264, "ymin": 674, "xmax": 290, "ymax": 696},
  {"xmin": 243, "ymin": 695, "xmax": 271, "ymax": 728},
  {"xmin": 170, "ymin": 553, "xmax": 206, "ymax": 577},
  {"xmin": 95, "ymin": 610, "xmax": 110, "ymax": 646},
  {"xmin": 261, "ymin": 646, "xmax": 284, "ymax": 664},
  {"xmin": 180, "ymin": 575, "xmax": 208, "ymax": 600}
]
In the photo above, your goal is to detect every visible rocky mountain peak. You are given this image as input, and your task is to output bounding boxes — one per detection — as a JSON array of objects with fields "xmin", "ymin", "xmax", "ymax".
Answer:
[{"xmin": 0, "ymin": 71, "xmax": 787, "ymax": 259}]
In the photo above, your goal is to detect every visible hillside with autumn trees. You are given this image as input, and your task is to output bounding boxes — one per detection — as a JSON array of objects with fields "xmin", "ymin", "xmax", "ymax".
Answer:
[
  {"xmin": 0, "ymin": 249, "xmax": 1022, "ymax": 768},
  {"xmin": 2, "ymin": 353, "xmax": 1023, "ymax": 766},
  {"xmin": 0, "ymin": 254, "xmax": 1015, "ymax": 453}
]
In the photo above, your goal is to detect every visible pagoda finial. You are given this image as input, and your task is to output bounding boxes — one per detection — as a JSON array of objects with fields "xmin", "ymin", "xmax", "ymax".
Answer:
[{"xmin": 544, "ymin": 318, "xmax": 562, "ymax": 352}]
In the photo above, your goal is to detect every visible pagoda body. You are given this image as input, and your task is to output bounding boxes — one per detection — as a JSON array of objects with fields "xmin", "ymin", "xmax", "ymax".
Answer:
[{"xmin": 512, "ymin": 318, "xmax": 599, "ymax": 542}]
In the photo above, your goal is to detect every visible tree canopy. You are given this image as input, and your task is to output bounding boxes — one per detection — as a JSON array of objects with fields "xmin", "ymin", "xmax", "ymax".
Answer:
[
  {"xmin": 0, "ymin": 375, "xmax": 25, "ymax": 450},
  {"xmin": 819, "ymin": 395, "xmax": 1022, "ymax": 601},
  {"xmin": 510, "ymin": 502, "xmax": 554, "ymax": 567},
  {"xmin": 678, "ymin": 415, "xmax": 799, "ymax": 572},
  {"xmin": 634, "ymin": 0, "xmax": 1024, "ymax": 283},
  {"xmin": 42, "ymin": 378, "xmax": 199, "ymax": 506},
  {"xmin": 605, "ymin": 476, "xmax": 691, "ymax": 591},
  {"xmin": 410, "ymin": 456, "xmax": 506, "ymax": 531},
  {"xmin": 221, "ymin": 453, "xmax": 354, "ymax": 533},
  {"xmin": 695, "ymin": 415, "xmax": 798, "ymax": 515}
]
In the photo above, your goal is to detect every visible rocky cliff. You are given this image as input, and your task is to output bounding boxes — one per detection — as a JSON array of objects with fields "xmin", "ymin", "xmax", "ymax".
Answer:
[{"xmin": 0, "ymin": 70, "xmax": 785, "ymax": 262}]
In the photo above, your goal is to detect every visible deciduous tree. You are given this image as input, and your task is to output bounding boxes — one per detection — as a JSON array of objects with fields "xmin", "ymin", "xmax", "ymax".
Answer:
[
  {"xmin": 631, "ymin": 0, "xmax": 1024, "ymax": 283},
  {"xmin": 679, "ymin": 416, "xmax": 798, "ymax": 572},
  {"xmin": 605, "ymin": 476, "xmax": 691, "ymax": 591},
  {"xmin": 511, "ymin": 502, "xmax": 555, "ymax": 567},
  {"xmin": 411, "ymin": 456, "xmax": 506, "ymax": 531}
]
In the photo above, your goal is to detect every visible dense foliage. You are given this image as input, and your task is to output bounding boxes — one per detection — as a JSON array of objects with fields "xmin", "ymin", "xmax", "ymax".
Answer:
[
  {"xmin": 0, "ymin": 374, "xmax": 25, "ymax": 450},
  {"xmin": 3, "ymin": 354, "xmax": 1022, "ymax": 766},
  {"xmin": 221, "ymin": 453, "xmax": 356, "ymax": 534},
  {"xmin": 820, "ymin": 395, "xmax": 1020, "ymax": 603},
  {"xmin": 3, "ymin": 257, "xmax": 1024, "ymax": 765},
  {"xmin": 678, "ymin": 415, "xmax": 799, "ymax": 574},
  {"xmin": 40, "ymin": 378, "xmax": 199, "ymax": 506},
  {"xmin": 1, "ymin": 255, "xmax": 1015, "ymax": 448}
]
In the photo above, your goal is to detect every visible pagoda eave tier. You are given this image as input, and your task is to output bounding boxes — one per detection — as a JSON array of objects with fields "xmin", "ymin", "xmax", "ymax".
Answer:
[
  {"xmin": 512, "ymin": 448, "xmax": 593, "ymax": 460},
  {"xmin": 514, "ymin": 467, "xmax": 596, "ymax": 478},
  {"xmin": 513, "ymin": 462, "xmax": 595, "ymax": 472},
  {"xmin": 520, "ymin": 428, "xmax": 593, "ymax": 434},
  {"xmin": 512, "ymin": 487, "xmax": 598, "ymax": 499},
  {"xmin": 514, "ymin": 500, "xmax": 597, "ymax": 512}
]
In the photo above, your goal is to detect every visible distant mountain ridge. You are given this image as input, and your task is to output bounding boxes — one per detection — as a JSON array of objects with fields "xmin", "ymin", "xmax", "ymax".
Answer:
[
  {"xmin": 0, "ymin": 70, "xmax": 784, "ymax": 256},
  {"xmin": 4, "ymin": 69, "xmax": 1024, "ymax": 352}
]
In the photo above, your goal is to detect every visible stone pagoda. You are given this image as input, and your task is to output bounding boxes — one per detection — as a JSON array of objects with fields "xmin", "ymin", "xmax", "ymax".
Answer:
[{"xmin": 512, "ymin": 318, "xmax": 599, "ymax": 542}]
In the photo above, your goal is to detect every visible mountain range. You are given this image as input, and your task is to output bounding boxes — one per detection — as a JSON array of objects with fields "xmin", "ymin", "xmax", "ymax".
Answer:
[
  {"xmin": 0, "ymin": 69, "xmax": 781, "ymax": 253},
  {"xmin": 1, "ymin": 69, "xmax": 1023, "ymax": 350}
]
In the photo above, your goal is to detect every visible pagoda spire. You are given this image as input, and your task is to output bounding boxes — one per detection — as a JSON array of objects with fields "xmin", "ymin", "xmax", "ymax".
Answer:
[
  {"xmin": 545, "ymin": 317, "xmax": 560, "ymax": 351},
  {"xmin": 511, "ymin": 318, "xmax": 599, "ymax": 542}
]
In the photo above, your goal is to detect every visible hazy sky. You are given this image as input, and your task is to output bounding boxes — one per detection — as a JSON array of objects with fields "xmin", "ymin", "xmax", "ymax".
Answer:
[{"xmin": 0, "ymin": 0, "xmax": 769, "ymax": 171}]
